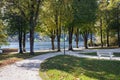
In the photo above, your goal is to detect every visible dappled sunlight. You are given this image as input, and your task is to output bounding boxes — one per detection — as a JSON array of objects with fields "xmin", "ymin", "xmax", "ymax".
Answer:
[{"xmin": 40, "ymin": 55, "xmax": 120, "ymax": 80}]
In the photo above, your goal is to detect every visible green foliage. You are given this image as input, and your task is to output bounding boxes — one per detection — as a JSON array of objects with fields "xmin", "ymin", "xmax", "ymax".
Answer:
[
  {"xmin": 0, "ymin": 20, "xmax": 7, "ymax": 46},
  {"xmin": 1, "ymin": 0, "xmax": 120, "ymax": 48},
  {"xmin": 3, "ymin": 13, "xmax": 28, "ymax": 35},
  {"xmin": 73, "ymin": 0, "xmax": 97, "ymax": 25},
  {"xmin": 37, "ymin": 0, "xmax": 56, "ymax": 37},
  {"xmin": 107, "ymin": 0, "xmax": 120, "ymax": 31}
]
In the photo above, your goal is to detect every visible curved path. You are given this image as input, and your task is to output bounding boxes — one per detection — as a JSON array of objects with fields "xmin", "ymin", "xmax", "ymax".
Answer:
[
  {"xmin": 0, "ymin": 52, "xmax": 63, "ymax": 80},
  {"xmin": 0, "ymin": 50, "xmax": 120, "ymax": 80}
]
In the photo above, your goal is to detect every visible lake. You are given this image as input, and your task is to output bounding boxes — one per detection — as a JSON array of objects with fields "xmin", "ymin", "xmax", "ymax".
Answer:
[{"xmin": 1, "ymin": 41, "xmax": 84, "ymax": 51}]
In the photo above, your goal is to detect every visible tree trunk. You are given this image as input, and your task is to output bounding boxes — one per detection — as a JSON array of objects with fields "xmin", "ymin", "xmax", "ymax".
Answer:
[
  {"xmin": 100, "ymin": 18, "xmax": 103, "ymax": 48},
  {"xmin": 106, "ymin": 29, "xmax": 109, "ymax": 47},
  {"xmin": 68, "ymin": 27, "xmax": 73, "ymax": 50},
  {"xmin": 30, "ymin": 24, "xmax": 34, "ymax": 55},
  {"xmin": 51, "ymin": 36, "xmax": 55, "ymax": 50},
  {"xmin": 56, "ymin": 27, "xmax": 61, "ymax": 51},
  {"xmin": 23, "ymin": 31, "xmax": 26, "ymax": 52},
  {"xmin": 118, "ymin": 27, "xmax": 120, "ymax": 47},
  {"xmin": 55, "ymin": 10, "xmax": 61, "ymax": 51},
  {"xmin": 18, "ymin": 28, "xmax": 23, "ymax": 53},
  {"xmin": 83, "ymin": 33, "xmax": 88, "ymax": 49},
  {"xmin": 75, "ymin": 29, "xmax": 79, "ymax": 48},
  {"xmin": 90, "ymin": 33, "xmax": 93, "ymax": 47}
]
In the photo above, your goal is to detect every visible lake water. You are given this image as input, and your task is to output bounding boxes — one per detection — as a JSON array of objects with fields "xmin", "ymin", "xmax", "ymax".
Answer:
[{"xmin": 1, "ymin": 41, "xmax": 84, "ymax": 51}]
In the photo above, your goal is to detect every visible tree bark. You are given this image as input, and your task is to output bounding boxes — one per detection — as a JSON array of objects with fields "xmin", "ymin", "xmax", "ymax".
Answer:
[
  {"xmin": 106, "ymin": 29, "xmax": 109, "ymax": 47},
  {"xmin": 56, "ymin": 27, "xmax": 61, "ymax": 51},
  {"xmin": 90, "ymin": 33, "xmax": 93, "ymax": 47},
  {"xmin": 18, "ymin": 28, "xmax": 23, "ymax": 53},
  {"xmin": 23, "ymin": 31, "xmax": 26, "ymax": 52},
  {"xmin": 55, "ymin": 10, "xmax": 61, "ymax": 51},
  {"xmin": 83, "ymin": 32, "xmax": 88, "ymax": 49},
  {"xmin": 68, "ymin": 26, "xmax": 73, "ymax": 50},
  {"xmin": 75, "ymin": 29, "xmax": 79, "ymax": 48},
  {"xmin": 30, "ymin": 23, "xmax": 34, "ymax": 55},
  {"xmin": 51, "ymin": 35, "xmax": 55, "ymax": 50},
  {"xmin": 29, "ymin": 0, "xmax": 41, "ymax": 55},
  {"xmin": 100, "ymin": 18, "xmax": 103, "ymax": 48},
  {"xmin": 118, "ymin": 27, "xmax": 120, "ymax": 47}
]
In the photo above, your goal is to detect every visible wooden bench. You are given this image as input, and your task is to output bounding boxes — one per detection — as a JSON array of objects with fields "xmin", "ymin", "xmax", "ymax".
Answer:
[{"xmin": 97, "ymin": 51, "xmax": 114, "ymax": 60}]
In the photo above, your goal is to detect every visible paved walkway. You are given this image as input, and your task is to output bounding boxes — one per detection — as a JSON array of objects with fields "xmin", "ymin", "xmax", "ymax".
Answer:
[
  {"xmin": 0, "ymin": 49, "xmax": 120, "ymax": 80},
  {"xmin": 0, "ymin": 52, "xmax": 63, "ymax": 80}
]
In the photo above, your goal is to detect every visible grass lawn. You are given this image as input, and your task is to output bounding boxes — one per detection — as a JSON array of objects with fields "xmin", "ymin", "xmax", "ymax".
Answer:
[
  {"xmin": 79, "ymin": 52, "xmax": 120, "ymax": 57},
  {"xmin": 0, "ymin": 50, "xmax": 56, "ymax": 67},
  {"xmin": 40, "ymin": 55, "xmax": 120, "ymax": 80}
]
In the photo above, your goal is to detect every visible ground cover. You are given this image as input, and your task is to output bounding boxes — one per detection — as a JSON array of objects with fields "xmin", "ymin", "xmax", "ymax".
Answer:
[
  {"xmin": 0, "ymin": 50, "xmax": 56, "ymax": 67},
  {"xmin": 40, "ymin": 55, "xmax": 120, "ymax": 80}
]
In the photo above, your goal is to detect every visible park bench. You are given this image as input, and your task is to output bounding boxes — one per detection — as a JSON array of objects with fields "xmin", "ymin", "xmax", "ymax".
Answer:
[
  {"xmin": 0, "ymin": 49, "xmax": 3, "ymax": 53},
  {"xmin": 2, "ymin": 48, "xmax": 18, "ymax": 53},
  {"xmin": 97, "ymin": 50, "xmax": 114, "ymax": 60}
]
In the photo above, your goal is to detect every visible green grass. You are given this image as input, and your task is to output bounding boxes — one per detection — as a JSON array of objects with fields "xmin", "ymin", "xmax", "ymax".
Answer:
[
  {"xmin": 79, "ymin": 52, "xmax": 97, "ymax": 56},
  {"xmin": 0, "ymin": 51, "xmax": 57, "ymax": 67},
  {"xmin": 79, "ymin": 52, "xmax": 120, "ymax": 57},
  {"xmin": 0, "ymin": 51, "xmax": 57, "ymax": 61},
  {"xmin": 40, "ymin": 55, "xmax": 120, "ymax": 80}
]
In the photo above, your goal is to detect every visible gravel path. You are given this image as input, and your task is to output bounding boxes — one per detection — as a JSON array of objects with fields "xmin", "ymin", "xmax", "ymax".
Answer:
[
  {"xmin": 0, "ymin": 49, "xmax": 120, "ymax": 80},
  {"xmin": 0, "ymin": 52, "xmax": 63, "ymax": 80}
]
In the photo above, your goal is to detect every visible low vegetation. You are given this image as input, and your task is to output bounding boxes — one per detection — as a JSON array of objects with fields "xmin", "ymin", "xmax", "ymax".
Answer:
[
  {"xmin": 0, "ymin": 51, "xmax": 56, "ymax": 67},
  {"xmin": 40, "ymin": 55, "xmax": 120, "ymax": 80}
]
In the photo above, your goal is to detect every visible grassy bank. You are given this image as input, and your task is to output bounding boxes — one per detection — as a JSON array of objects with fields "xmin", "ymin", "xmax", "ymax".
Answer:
[{"xmin": 40, "ymin": 55, "xmax": 120, "ymax": 80}]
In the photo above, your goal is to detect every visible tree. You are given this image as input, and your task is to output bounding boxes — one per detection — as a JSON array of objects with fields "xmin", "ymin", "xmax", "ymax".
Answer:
[
  {"xmin": 64, "ymin": 0, "xmax": 74, "ymax": 50},
  {"xmin": 1, "ymin": 0, "xmax": 29, "ymax": 53},
  {"xmin": 38, "ymin": 1, "xmax": 56, "ymax": 50},
  {"xmin": 0, "ymin": 4, "xmax": 7, "ymax": 47},
  {"xmin": 74, "ymin": 0, "xmax": 97, "ymax": 49},
  {"xmin": 3, "ymin": 12, "xmax": 27, "ymax": 53},
  {"xmin": 0, "ymin": 20, "xmax": 7, "ymax": 47},
  {"xmin": 95, "ymin": 0, "xmax": 106, "ymax": 47},
  {"xmin": 41, "ymin": 0, "xmax": 68, "ymax": 51},
  {"xmin": 3, "ymin": 0, "xmax": 42, "ymax": 54},
  {"xmin": 98, "ymin": 0, "xmax": 110, "ymax": 47},
  {"xmin": 107, "ymin": 0, "xmax": 120, "ymax": 47}
]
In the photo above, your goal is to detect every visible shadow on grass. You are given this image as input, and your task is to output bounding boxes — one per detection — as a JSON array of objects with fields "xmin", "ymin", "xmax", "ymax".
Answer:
[
  {"xmin": 0, "ymin": 50, "xmax": 57, "ymax": 67},
  {"xmin": 0, "ymin": 51, "xmax": 57, "ymax": 61},
  {"xmin": 40, "ymin": 55, "xmax": 120, "ymax": 80}
]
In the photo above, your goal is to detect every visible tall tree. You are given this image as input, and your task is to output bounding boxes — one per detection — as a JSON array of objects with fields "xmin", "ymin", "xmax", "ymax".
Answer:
[
  {"xmin": 3, "ymin": 12, "xmax": 27, "ymax": 53},
  {"xmin": 108, "ymin": 0, "xmax": 120, "ymax": 47},
  {"xmin": 0, "ymin": 20, "xmax": 7, "ymax": 47},
  {"xmin": 6, "ymin": 0, "xmax": 42, "ymax": 54},
  {"xmin": 28, "ymin": 0, "xmax": 42, "ymax": 54},
  {"xmin": 74, "ymin": 0, "xmax": 98, "ymax": 49},
  {"xmin": 38, "ymin": 2, "xmax": 56, "ymax": 50}
]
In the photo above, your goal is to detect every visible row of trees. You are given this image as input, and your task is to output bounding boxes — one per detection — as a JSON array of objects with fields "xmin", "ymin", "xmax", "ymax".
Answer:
[
  {"xmin": 39, "ymin": 0, "xmax": 97, "ymax": 50},
  {"xmin": 98, "ymin": 0, "xmax": 120, "ymax": 47},
  {"xmin": 0, "ymin": 0, "xmax": 120, "ymax": 55}
]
